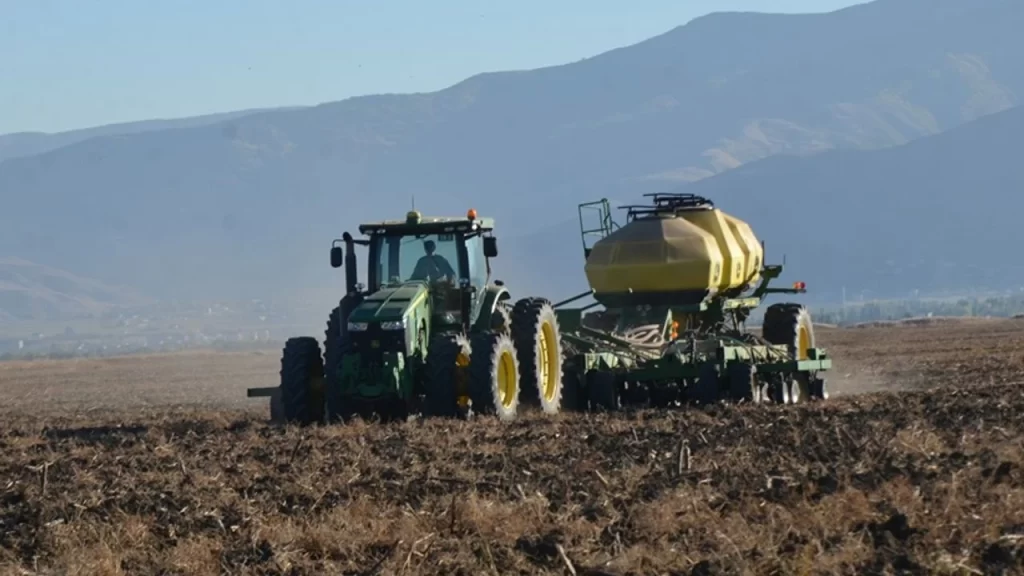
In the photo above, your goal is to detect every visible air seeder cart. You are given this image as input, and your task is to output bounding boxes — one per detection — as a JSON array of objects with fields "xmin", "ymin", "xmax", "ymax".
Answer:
[{"xmin": 548, "ymin": 193, "xmax": 832, "ymax": 410}]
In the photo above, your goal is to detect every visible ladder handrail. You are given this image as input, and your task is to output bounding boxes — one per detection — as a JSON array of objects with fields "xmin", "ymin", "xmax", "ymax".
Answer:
[{"xmin": 577, "ymin": 198, "xmax": 620, "ymax": 257}]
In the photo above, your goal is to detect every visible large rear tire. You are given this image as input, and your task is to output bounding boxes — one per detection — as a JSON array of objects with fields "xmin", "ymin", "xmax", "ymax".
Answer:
[
  {"xmin": 423, "ymin": 333, "xmax": 471, "ymax": 418},
  {"xmin": 511, "ymin": 297, "xmax": 565, "ymax": 414},
  {"xmin": 469, "ymin": 331, "xmax": 520, "ymax": 421},
  {"xmin": 762, "ymin": 303, "xmax": 815, "ymax": 361},
  {"xmin": 763, "ymin": 303, "xmax": 817, "ymax": 404},
  {"xmin": 279, "ymin": 336, "xmax": 325, "ymax": 425},
  {"xmin": 490, "ymin": 300, "xmax": 512, "ymax": 335}
]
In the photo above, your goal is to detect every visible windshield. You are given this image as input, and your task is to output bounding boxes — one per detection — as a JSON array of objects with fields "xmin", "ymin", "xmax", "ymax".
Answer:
[{"xmin": 374, "ymin": 233, "xmax": 461, "ymax": 286}]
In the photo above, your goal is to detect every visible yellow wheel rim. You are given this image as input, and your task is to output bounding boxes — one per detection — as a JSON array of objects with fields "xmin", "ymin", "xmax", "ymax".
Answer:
[
  {"xmin": 798, "ymin": 325, "xmax": 810, "ymax": 360},
  {"xmin": 455, "ymin": 349, "xmax": 470, "ymax": 396},
  {"xmin": 539, "ymin": 321, "xmax": 559, "ymax": 401},
  {"xmin": 498, "ymin": 349, "xmax": 517, "ymax": 407},
  {"xmin": 453, "ymin": 345, "xmax": 471, "ymax": 409}
]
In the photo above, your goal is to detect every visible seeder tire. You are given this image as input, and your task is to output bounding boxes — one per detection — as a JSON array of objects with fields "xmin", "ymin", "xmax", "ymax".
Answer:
[
  {"xmin": 763, "ymin": 302, "xmax": 820, "ymax": 404},
  {"xmin": 762, "ymin": 303, "xmax": 816, "ymax": 361},
  {"xmin": 423, "ymin": 333, "xmax": 472, "ymax": 419},
  {"xmin": 510, "ymin": 297, "xmax": 565, "ymax": 414},
  {"xmin": 469, "ymin": 331, "xmax": 521, "ymax": 421},
  {"xmin": 279, "ymin": 336, "xmax": 325, "ymax": 425}
]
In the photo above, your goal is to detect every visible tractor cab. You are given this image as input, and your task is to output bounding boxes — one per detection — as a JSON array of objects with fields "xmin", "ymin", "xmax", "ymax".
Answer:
[{"xmin": 332, "ymin": 208, "xmax": 499, "ymax": 331}]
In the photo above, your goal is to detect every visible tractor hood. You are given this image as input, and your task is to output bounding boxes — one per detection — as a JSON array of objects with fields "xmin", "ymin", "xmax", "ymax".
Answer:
[{"xmin": 348, "ymin": 282, "xmax": 428, "ymax": 325}]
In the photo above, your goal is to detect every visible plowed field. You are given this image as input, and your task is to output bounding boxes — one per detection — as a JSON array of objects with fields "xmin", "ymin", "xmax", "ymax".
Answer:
[{"xmin": 1, "ymin": 318, "xmax": 1023, "ymax": 575}]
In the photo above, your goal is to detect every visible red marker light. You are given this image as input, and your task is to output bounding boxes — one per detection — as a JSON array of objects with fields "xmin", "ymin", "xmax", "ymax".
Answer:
[{"xmin": 793, "ymin": 281, "xmax": 806, "ymax": 290}]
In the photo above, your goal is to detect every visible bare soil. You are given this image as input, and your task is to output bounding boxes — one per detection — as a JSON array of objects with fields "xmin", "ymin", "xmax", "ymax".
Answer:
[{"xmin": 1, "ymin": 319, "xmax": 1023, "ymax": 575}]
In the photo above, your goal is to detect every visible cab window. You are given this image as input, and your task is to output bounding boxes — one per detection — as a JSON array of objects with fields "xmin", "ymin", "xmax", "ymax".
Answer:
[
  {"xmin": 464, "ymin": 234, "xmax": 488, "ymax": 290},
  {"xmin": 377, "ymin": 233, "xmax": 461, "ymax": 285}
]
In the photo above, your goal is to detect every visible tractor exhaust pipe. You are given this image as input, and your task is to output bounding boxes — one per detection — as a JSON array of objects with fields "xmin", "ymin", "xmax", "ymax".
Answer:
[{"xmin": 342, "ymin": 232, "xmax": 358, "ymax": 295}]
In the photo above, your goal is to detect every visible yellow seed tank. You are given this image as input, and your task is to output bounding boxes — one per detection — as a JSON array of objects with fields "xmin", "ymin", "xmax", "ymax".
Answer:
[{"xmin": 583, "ymin": 194, "xmax": 764, "ymax": 306}]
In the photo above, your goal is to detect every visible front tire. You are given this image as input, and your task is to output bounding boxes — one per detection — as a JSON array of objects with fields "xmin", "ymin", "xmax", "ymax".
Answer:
[{"xmin": 279, "ymin": 336, "xmax": 325, "ymax": 425}]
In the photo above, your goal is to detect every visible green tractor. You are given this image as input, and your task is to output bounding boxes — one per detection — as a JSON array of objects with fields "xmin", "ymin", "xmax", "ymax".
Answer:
[{"xmin": 247, "ymin": 208, "xmax": 569, "ymax": 424}]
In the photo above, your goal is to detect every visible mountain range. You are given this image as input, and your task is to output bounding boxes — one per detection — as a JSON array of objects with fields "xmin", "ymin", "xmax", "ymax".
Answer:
[
  {"xmin": 0, "ymin": 107, "xmax": 304, "ymax": 163},
  {"xmin": 502, "ymin": 104, "xmax": 1024, "ymax": 304},
  {"xmin": 0, "ymin": 258, "xmax": 151, "ymax": 322},
  {"xmin": 1, "ymin": 0, "xmax": 1021, "ymax": 318}
]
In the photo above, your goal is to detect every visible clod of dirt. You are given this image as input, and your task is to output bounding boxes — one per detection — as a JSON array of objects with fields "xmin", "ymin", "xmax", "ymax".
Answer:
[
  {"xmin": 688, "ymin": 560, "xmax": 723, "ymax": 576},
  {"xmin": 980, "ymin": 540, "xmax": 1022, "ymax": 571},
  {"xmin": 982, "ymin": 460, "xmax": 1016, "ymax": 484},
  {"xmin": 865, "ymin": 512, "xmax": 920, "ymax": 548}
]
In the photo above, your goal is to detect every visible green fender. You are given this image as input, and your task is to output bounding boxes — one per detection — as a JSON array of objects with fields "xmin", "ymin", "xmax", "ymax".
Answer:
[{"xmin": 472, "ymin": 284, "xmax": 512, "ymax": 333}]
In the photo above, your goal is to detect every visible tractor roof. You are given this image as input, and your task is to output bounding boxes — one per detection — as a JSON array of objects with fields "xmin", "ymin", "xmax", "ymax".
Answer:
[{"xmin": 358, "ymin": 209, "xmax": 494, "ymax": 236}]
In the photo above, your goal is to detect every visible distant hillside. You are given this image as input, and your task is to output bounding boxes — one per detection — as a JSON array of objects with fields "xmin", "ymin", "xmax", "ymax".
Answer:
[
  {"xmin": 0, "ymin": 106, "xmax": 302, "ymax": 162},
  {"xmin": 0, "ymin": 0, "xmax": 1021, "ymax": 308},
  {"xmin": 501, "ymin": 105, "xmax": 1024, "ymax": 303},
  {"xmin": 0, "ymin": 259, "xmax": 151, "ymax": 321}
]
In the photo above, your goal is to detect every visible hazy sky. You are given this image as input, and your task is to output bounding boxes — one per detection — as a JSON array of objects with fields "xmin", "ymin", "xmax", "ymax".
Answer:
[{"xmin": 3, "ymin": 0, "xmax": 866, "ymax": 135}]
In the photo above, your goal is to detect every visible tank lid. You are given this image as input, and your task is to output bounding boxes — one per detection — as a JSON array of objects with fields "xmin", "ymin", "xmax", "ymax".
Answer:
[{"xmin": 619, "ymin": 193, "xmax": 715, "ymax": 223}]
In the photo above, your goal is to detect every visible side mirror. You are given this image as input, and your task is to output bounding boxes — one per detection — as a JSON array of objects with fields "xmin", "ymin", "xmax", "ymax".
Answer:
[
  {"xmin": 483, "ymin": 237, "xmax": 498, "ymax": 258},
  {"xmin": 330, "ymin": 246, "xmax": 343, "ymax": 268}
]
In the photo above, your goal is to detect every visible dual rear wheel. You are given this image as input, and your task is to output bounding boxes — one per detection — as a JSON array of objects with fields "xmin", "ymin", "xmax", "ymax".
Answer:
[
  {"xmin": 422, "ymin": 296, "xmax": 567, "ymax": 421},
  {"xmin": 422, "ymin": 329, "xmax": 520, "ymax": 421},
  {"xmin": 511, "ymin": 297, "xmax": 565, "ymax": 414}
]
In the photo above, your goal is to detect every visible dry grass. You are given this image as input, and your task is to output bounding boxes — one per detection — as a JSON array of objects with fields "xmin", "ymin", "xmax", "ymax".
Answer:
[{"xmin": 1, "ymin": 319, "xmax": 1023, "ymax": 574}]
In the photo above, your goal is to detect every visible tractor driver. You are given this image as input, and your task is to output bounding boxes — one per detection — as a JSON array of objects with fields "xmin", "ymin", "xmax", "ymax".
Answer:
[{"xmin": 410, "ymin": 239, "xmax": 457, "ymax": 282}]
